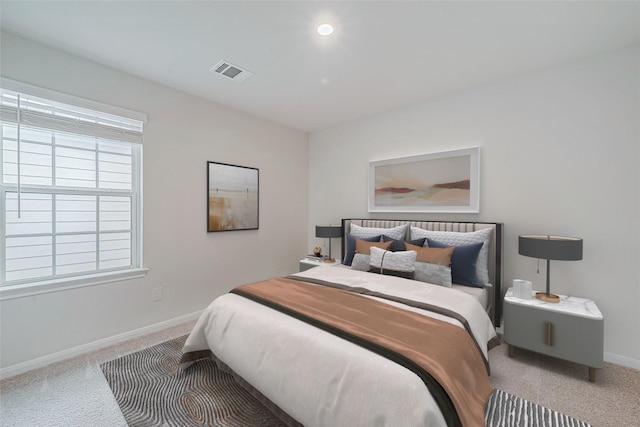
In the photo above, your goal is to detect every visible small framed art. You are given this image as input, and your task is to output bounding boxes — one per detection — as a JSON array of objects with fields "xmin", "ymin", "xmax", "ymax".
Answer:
[
  {"xmin": 207, "ymin": 161, "xmax": 259, "ymax": 232},
  {"xmin": 368, "ymin": 147, "xmax": 480, "ymax": 213}
]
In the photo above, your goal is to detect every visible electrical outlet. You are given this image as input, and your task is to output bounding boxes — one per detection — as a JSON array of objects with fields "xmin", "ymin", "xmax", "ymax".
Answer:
[{"xmin": 151, "ymin": 287, "xmax": 163, "ymax": 302}]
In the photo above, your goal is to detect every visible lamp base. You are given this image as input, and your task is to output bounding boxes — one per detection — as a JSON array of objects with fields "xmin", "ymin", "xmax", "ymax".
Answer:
[
  {"xmin": 323, "ymin": 258, "xmax": 336, "ymax": 263},
  {"xmin": 535, "ymin": 292, "xmax": 560, "ymax": 303}
]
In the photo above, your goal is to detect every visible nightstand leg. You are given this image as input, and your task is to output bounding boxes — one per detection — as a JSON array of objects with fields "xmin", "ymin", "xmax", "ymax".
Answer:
[
  {"xmin": 508, "ymin": 344, "xmax": 514, "ymax": 358},
  {"xmin": 588, "ymin": 367, "xmax": 596, "ymax": 383}
]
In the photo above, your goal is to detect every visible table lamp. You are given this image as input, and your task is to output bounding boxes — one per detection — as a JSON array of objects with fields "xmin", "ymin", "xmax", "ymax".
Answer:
[
  {"xmin": 315, "ymin": 225, "xmax": 342, "ymax": 262},
  {"xmin": 518, "ymin": 235, "xmax": 583, "ymax": 303}
]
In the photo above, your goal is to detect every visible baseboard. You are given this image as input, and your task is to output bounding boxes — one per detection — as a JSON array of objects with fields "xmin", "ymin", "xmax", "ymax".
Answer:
[
  {"xmin": 604, "ymin": 352, "xmax": 640, "ymax": 371},
  {"xmin": 0, "ymin": 310, "xmax": 203, "ymax": 380}
]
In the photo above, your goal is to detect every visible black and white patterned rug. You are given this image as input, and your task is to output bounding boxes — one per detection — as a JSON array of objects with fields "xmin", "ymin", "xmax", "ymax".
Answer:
[{"xmin": 101, "ymin": 336, "xmax": 592, "ymax": 427}]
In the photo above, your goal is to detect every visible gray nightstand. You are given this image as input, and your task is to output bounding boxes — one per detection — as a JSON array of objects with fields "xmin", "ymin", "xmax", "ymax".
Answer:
[
  {"xmin": 503, "ymin": 287, "xmax": 604, "ymax": 382},
  {"xmin": 299, "ymin": 259, "xmax": 340, "ymax": 272}
]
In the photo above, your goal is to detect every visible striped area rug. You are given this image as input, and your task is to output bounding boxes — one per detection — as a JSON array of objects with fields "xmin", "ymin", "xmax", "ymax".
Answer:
[
  {"xmin": 486, "ymin": 389, "xmax": 591, "ymax": 427},
  {"xmin": 101, "ymin": 336, "xmax": 592, "ymax": 427}
]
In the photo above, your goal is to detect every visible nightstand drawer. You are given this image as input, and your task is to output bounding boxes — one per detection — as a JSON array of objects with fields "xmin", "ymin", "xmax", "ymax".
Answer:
[{"xmin": 504, "ymin": 302, "xmax": 604, "ymax": 368}]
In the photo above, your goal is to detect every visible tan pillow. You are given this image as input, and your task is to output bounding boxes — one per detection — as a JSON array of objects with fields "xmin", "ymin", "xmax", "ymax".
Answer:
[
  {"xmin": 356, "ymin": 238, "xmax": 392, "ymax": 254},
  {"xmin": 406, "ymin": 243, "xmax": 454, "ymax": 266}
]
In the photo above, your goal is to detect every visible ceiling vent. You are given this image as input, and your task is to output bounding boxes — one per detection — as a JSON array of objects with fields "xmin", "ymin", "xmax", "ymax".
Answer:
[{"xmin": 210, "ymin": 60, "xmax": 253, "ymax": 82}]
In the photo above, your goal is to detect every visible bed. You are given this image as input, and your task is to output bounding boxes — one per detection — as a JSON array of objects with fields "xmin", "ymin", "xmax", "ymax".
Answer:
[
  {"xmin": 341, "ymin": 219, "xmax": 503, "ymax": 326},
  {"xmin": 181, "ymin": 219, "xmax": 504, "ymax": 427}
]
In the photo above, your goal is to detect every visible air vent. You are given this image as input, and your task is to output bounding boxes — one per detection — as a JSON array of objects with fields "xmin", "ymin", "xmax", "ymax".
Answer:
[{"xmin": 210, "ymin": 60, "xmax": 253, "ymax": 82}]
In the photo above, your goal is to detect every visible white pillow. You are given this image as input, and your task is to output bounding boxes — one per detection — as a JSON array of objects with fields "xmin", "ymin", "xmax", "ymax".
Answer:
[
  {"xmin": 350, "ymin": 223, "xmax": 407, "ymax": 241},
  {"xmin": 410, "ymin": 227, "xmax": 492, "ymax": 286},
  {"xmin": 369, "ymin": 246, "xmax": 416, "ymax": 279}
]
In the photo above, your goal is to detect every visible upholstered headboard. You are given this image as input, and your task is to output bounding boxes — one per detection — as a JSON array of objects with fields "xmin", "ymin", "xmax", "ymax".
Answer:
[{"xmin": 341, "ymin": 218, "xmax": 504, "ymax": 326}]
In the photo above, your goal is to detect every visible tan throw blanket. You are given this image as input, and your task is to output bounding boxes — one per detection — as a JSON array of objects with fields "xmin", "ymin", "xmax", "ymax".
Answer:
[{"xmin": 231, "ymin": 277, "xmax": 493, "ymax": 427}]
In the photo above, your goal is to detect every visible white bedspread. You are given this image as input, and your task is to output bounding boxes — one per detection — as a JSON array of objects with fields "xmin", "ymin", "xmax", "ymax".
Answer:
[{"xmin": 183, "ymin": 268, "xmax": 497, "ymax": 427}]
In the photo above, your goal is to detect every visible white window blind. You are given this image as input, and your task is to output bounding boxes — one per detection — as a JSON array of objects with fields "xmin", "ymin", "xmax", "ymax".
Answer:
[{"xmin": 1, "ymin": 85, "xmax": 144, "ymax": 287}]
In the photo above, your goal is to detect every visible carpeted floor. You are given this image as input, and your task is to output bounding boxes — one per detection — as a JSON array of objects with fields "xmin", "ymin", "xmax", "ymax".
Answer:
[
  {"xmin": 1, "ymin": 321, "xmax": 639, "ymax": 427},
  {"xmin": 0, "ymin": 321, "xmax": 196, "ymax": 427},
  {"xmin": 489, "ymin": 342, "xmax": 640, "ymax": 427}
]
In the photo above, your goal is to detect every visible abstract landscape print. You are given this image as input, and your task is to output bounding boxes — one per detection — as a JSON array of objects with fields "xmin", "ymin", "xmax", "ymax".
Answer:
[
  {"xmin": 207, "ymin": 161, "xmax": 259, "ymax": 232},
  {"xmin": 369, "ymin": 147, "xmax": 479, "ymax": 213}
]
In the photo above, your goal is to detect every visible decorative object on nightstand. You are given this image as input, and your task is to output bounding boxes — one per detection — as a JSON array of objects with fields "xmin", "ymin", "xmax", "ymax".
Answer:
[
  {"xmin": 503, "ymin": 287, "xmax": 604, "ymax": 382},
  {"xmin": 315, "ymin": 225, "xmax": 342, "ymax": 262},
  {"xmin": 313, "ymin": 246, "xmax": 322, "ymax": 257},
  {"xmin": 512, "ymin": 279, "xmax": 532, "ymax": 299},
  {"xmin": 518, "ymin": 234, "xmax": 583, "ymax": 303}
]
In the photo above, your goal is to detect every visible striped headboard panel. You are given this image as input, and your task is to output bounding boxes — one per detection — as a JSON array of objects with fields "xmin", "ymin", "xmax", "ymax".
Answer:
[{"xmin": 341, "ymin": 218, "xmax": 504, "ymax": 326}]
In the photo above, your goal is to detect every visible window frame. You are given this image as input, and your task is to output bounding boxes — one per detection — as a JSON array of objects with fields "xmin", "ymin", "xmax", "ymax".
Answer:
[{"xmin": 0, "ymin": 79, "xmax": 147, "ymax": 300}]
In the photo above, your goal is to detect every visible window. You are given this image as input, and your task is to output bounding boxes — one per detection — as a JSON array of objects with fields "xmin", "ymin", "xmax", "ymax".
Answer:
[{"xmin": 0, "ymin": 81, "xmax": 146, "ymax": 297}]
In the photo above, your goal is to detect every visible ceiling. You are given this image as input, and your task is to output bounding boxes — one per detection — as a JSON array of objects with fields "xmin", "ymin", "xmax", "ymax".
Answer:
[{"xmin": 1, "ymin": 1, "xmax": 638, "ymax": 133}]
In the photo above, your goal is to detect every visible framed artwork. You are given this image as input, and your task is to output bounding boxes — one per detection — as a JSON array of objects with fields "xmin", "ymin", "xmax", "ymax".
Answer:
[
  {"xmin": 207, "ymin": 161, "xmax": 259, "ymax": 232},
  {"xmin": 368, "ymin": 147, "xmax": 480, "ymax": 213}
]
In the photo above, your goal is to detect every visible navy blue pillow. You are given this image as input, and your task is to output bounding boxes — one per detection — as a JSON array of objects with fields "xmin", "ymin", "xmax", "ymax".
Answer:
[
  {"xmin": 382, "ymin": 236, "xmax": 426, "ymax": 252},
  {"xmin": 343, "ymin": 233, "xmax": 381, "ymax": 266},
  {"xmin": 427, "ymin": 238, "xmax": 483, "ymax": 288}
]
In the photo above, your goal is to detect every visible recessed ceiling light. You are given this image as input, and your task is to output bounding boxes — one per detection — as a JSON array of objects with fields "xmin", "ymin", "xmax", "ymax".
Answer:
[{"xmin": 317, "ymin": 23, "xmax": 334, "ymax": 36}]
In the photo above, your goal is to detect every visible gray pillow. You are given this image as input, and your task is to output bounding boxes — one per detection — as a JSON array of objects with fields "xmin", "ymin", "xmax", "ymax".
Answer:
[
  {"xmin": 351, "ymin": 253, "xmax": 371, "ymax": 271},
  {"xmin": 414, "ymin": 262, "xmax": 453, "ymax": 287}
]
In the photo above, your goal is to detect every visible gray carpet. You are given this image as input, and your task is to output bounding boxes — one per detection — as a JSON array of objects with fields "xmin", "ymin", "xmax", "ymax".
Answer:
[{"xmin": 101, "ymin": 336, "xmax": 593, "ymax": 427}]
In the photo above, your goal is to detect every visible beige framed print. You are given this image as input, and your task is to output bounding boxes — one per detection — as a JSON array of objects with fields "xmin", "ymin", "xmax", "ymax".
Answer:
[
  {"xmin": 207, "ymin": 161, "xmax": 259, "ymax": 232},
  {"xmin": 368, "ymin": 147, "xmax": 480, "ymax": 213}
]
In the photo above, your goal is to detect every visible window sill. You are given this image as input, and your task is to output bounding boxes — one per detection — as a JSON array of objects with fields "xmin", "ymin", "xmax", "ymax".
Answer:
[{"xmin": 0, "ymin": 268, "xmax": 150, "ymax": 301}]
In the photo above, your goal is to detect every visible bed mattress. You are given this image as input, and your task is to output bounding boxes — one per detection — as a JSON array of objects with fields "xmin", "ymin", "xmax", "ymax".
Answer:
[{"xmin": 182, "ymin": 267, "xmax": 497, "ymax": 427}]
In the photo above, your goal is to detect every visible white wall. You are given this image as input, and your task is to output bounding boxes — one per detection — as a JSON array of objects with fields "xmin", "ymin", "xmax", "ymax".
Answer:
[
  {"xmin": 308, "ymin": 46, "xmax": 640, "ymax": 367},
  {"xmin": 0, "ymin": 32, "xmax": 309, "ymax": 369}
]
